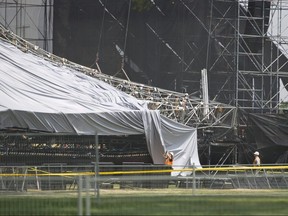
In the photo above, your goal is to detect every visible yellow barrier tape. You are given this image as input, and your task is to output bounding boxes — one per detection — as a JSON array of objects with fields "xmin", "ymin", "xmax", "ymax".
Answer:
[
  {"xmin": 0, "ymin": 165, "xmax": 287, "ymax": 177},
  {"xmin": 0, "ymin": 172, "xmax": 95, "ymax": 177},
  {"xmin": 99, "ymin": 165, "xmax": 288, "ymax": 175},
  {"xmin": 28, "ymin": 167, "xmax": 74, "ymax": 179}
]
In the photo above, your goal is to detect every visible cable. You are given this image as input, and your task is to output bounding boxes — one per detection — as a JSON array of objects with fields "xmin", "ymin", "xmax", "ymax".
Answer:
[
  {"xmin": 113, "ymin": 0, "xmax": 131, "ymax": 81},
  {"xmin": 90, "ymin": 0, "xmax": 107, "ymax": 73}
]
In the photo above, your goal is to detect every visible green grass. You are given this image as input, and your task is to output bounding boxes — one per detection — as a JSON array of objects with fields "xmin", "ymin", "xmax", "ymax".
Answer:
[
  {"xmin": 96, "ymin": 195, "xmax": 288, "ymax": 215},
  {"xmin": 1, "ymin": 189, "xmax": 288, "ymax": 215}
]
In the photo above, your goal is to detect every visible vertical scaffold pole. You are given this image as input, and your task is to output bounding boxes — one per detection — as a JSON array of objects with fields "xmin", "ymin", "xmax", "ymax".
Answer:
[
  {"xmin": 85, "ymin": 176, "xmax": 91, "ymax": 216},
  {"xmin": 95, "ymin": 133, "xmax": 100, "ymax": 203},
  {"xmin": 78, "ymin": 176, "xmax": 83, "ymax": 216},
  {"xmin": 192, "ymin": 163, "xmax": 196, "ymax": 195}
]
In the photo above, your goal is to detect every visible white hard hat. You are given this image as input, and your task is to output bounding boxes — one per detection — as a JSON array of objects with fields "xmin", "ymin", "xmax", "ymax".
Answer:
[
  {"xmin": 170, "ymin": 152, "xmax": 174, "ymax": 156},
  {"xmin": 254, "ymin": 151, "xmax": 259, "ymax": 156}
]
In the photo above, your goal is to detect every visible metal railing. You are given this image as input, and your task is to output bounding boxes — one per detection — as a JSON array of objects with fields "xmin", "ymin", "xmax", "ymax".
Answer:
[
  {"xmin": 1, "ymin": 164, "xmax": 288, "ymax": 215},
  {"xmin": 1, "ymin": 164, "xmax": 288, "ymax": 191}
]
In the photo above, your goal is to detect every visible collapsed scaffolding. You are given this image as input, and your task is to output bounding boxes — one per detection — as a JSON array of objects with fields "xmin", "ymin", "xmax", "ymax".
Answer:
[
  {"xmin": 1, "ymin": 1, "xmax": 288, "ymax": 165},
  {"xmin": 1, "ymin": 1, "xmax": 288, "ymax": 117},
  {"xmin": 0, "ymin": 23, "xmax": 237, "ymax": 128},
  {"xmin": 0, "ymin": 22, "xmax": 237, "ymax": 165}
]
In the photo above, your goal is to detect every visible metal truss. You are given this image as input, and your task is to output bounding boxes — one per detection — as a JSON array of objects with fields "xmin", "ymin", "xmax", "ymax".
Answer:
[
  {"xmin": 2, "ymin": 1, "xmax": 288, "ymax": 166},
  {"xmin": 0, "ymin": 23, "xmax": 237, "ymax": 137}
]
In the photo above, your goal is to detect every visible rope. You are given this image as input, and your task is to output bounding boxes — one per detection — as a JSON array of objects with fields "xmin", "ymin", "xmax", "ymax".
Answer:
[
  {"xmin": 89, "ymin": 0, "xmax": 107, "ymax": 73},
  {"xmin": 113, "ymin": 0, "xmax": 131, "ymax": 81},
  {"xmin": 122, "ymin": 0, "xmax": 132, "ymax": 69}
]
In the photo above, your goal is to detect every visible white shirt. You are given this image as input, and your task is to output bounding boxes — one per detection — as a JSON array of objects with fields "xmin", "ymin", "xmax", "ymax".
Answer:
[{"xmin": 253, "ymin": 156, "xmax": 260, "ymax": 166}]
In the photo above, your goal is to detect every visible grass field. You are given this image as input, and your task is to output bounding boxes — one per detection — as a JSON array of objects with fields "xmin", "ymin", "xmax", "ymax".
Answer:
[{"xmin": 1, "ymin": 189, "xmax": 288, "ymax": 215}]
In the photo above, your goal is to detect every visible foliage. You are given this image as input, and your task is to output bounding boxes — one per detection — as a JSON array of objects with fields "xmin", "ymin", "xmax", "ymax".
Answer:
[
  {"xmin": 280, "ymin": 101, "xmax": 288, "ymax": 109},
  {"xmin": 279, "ymin": 101, "xmax": 288, "ymax": 114},
  {"xmin": 132, "ymin": 0, "xmax": 153, "ymax": 12}
]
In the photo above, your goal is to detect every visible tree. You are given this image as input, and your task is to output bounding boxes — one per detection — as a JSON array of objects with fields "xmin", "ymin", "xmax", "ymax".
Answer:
[{"xmin": 279, "ymin": 101, "xmax": 288, "ymax": 114}]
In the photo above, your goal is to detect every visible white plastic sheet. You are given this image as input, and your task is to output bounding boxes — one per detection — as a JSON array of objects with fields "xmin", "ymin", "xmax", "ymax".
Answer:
[{"xmin": 0, "ymin": 40, "xmax": 201, "ymax": 171}]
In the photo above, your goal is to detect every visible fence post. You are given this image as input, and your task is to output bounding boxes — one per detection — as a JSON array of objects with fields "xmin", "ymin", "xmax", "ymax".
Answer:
[
  {"xmin": 0, "ymin": 167, "xmax": 5, "ymax": 189},
  {"xmin": 35, "ymin": 167, "xmax": 40, "ymax": 190},
  {"xmin": 85, "ymin": 176, "xmax": 91, "ymax": 216},
  {"xmin": 78, "ymin": 176, "xmax": 83, "ymax": 216},
  {"xmin": 21, "ymin": 167, "xmax": 28, "ymax": 191},
  {"xmin": 94, "ymin": 133, "xmax": 100, "ymax": 203},
  {"xmin": 192, "ymin": 163, "xmax": 196, "ymax": 195}
]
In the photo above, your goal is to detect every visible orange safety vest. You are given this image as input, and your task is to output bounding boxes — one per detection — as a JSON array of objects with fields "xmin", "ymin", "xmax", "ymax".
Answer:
[{"xmin": 165, "ymin": 157, "xmax": 173, "ymax": 166}]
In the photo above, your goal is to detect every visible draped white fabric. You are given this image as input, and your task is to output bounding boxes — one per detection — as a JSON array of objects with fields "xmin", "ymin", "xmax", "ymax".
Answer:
[{"xmin": 0, "ymin": 40, "xmax": 201, "ymax": 171}]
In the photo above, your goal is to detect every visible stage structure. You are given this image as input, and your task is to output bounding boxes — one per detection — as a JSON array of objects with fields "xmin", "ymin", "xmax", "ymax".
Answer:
[
  {"xmin": 1, "ymin": 0, "xmax": 288, "ymax": 165},
  {"xmin": 0, "ymin": 26, "xmax": 203, "ymax": 172},
  {"xmin": 1, "ymin": 1, "xmax": 288, "ymax": 111},
  {"xmin": 0, "ymin": 23, "xmax": 236, "ymax": 166}
]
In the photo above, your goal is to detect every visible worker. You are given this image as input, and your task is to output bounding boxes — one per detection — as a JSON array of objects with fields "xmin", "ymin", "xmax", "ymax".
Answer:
[
  {"xmin": 164, "ymin": 151, "xmax": 174, "ymax": 166},
  {"xmin": 253, "ymin": 151, "xmax": 261, "ymax": 174},
  {"xmin": 253, "ymin": 151, "xmax": 261, "ymax": 166}
]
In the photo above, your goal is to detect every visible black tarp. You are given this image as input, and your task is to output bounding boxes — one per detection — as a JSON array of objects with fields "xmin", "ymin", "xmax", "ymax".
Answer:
[
  {"xmin": 53, "ymin": 0, "xmax": 288, "ymax": 108},
  {"xmin": 247, "ymin": 113, "xmax": 288, "ymax": 163},
  {"xmin": 52, "ymin": 0, "xmax": 288, "ymax": 163}
]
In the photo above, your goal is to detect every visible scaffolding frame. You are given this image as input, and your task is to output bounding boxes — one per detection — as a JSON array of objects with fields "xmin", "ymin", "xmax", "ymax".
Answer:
[
  {"xmin": 0, "ymin": 23, "xmax": 237, "ymax": 133},
  {"xmin": 206, "ymin": 0, "xmax": 288, "ymax": 113},
  {"xmin": 2, "ymin": 1, "xmax": 288, "ymax": 165},
  {"xmin": 1, "ymin": 1, "xmax": 287, "ymax": 121},
  {"xmin": 0, "ymin": 22, "xmax": 238, "ymax": 165},
  {"xmin": 0, "ymin": 0, "xmax": 54, "ymax": 52}
]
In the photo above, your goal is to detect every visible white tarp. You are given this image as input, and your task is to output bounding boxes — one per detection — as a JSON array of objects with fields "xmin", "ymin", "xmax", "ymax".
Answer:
[{"xmin": 0, "ymin": 39, "xmax": 201, "ymax": 172}]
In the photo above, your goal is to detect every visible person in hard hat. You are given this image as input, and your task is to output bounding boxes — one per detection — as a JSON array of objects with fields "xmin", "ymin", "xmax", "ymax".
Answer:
[
  {"xmin": 253, "ymin": 151, "xmax": 261, "ymax": 166},
  {"xmin": 253, "ymin": 151, "xmax": 261, "ymax": 174},
  {"xmin": 164, "ymin": 151, "xmax": 174, "ymax": 166}
]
